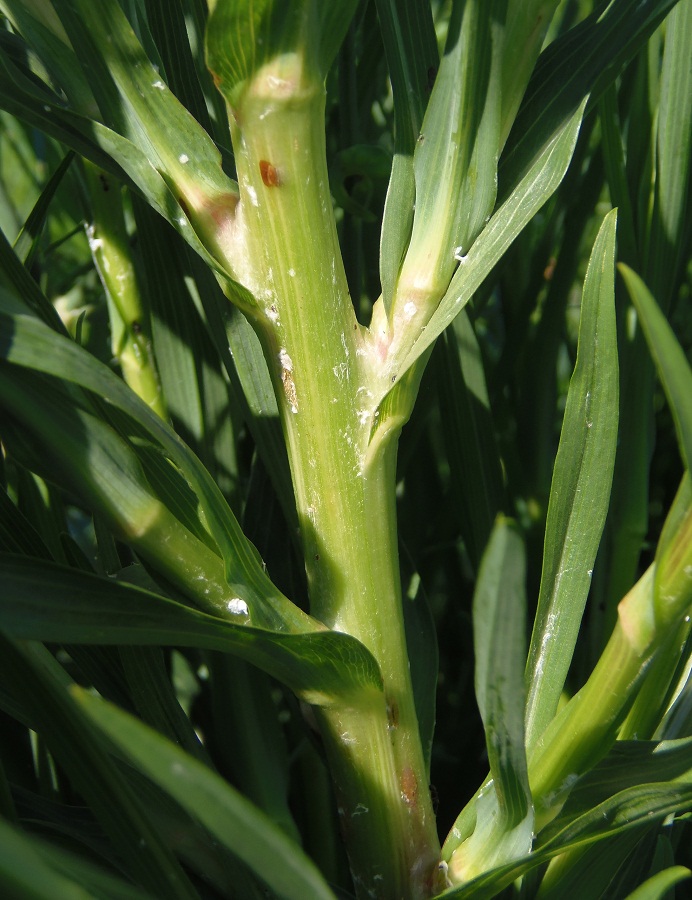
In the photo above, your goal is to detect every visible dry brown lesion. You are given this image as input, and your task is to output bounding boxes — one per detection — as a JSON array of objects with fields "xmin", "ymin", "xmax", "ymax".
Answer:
[{"xmin": 279, "ymin": 348, "xmax": 298, "ymax": 413}]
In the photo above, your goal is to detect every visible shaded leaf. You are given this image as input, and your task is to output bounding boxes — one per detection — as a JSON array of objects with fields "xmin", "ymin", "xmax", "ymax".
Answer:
[{"xmin": 73, "ymin": 686, "xmax": 337, "ymax": 900}]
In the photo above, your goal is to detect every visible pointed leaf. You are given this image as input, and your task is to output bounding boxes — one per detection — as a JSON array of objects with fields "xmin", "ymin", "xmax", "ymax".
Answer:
[
  {"xmin": 525, "ymin": 209, "xmax": 619, "ymax": 751},
  {"xmin": 72, "ymin": 686, "xmax": 336, "ymax": 900},
  {"xmin": 0, "ymin": 554, "xmax": 382, "ymax": 706},
  {"xmin": 447, "ymin": 519, "xmax": 533, "ymax": 883},
  {"xmin": 619, "ymin": 265, "xmax": 692, "ymax": 474}
]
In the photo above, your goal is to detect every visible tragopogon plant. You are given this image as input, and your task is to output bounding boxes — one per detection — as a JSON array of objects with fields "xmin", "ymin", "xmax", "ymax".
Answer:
[{"xmin": 1, "ymin": 1, "xmax": 691, "ymax": 898}]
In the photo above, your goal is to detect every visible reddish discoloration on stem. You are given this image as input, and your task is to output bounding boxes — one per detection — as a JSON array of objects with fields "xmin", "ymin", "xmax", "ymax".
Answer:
[
  {"xmin": 400, "ymin": 766, "xmax": 418, "ymax": 807},
  {"xmin": 260, "ymin": 159, "xmax": 281, "ymax": 187}
]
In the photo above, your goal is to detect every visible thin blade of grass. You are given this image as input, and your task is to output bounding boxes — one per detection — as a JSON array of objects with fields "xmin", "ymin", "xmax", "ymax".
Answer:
[
  {"xmin": 442, "ymin": 778, "xmax": 692, "ymax": 899},
  {"xmin": 0, "ymin": 293, "xmax": 302, "ymax": 626},
  {"xmin": 624, "ymin": 867, "xmax": 692, "ymax": 900},
  {"xmin": 0, "ymin": 553, "xmax": 382, "ymax": 705},
  {"xmin": 73, "ymin": 686, "xmax": 337, "ymax": 900},
  {"xmin": 393, "ymin": 99, "xmax": 586, "ymax": 379},
  {"xmin": 0, "ymin": 637, "xmax": 198, "ymax": 900},
  {"xmin": 619, "ymin": 265, "xmax": 692, "ymax": 473},
  {"xmin": 12, "ymin": 151, "xmax": 75, "ymax": 269},
  {"xmin": 374, "ymin": 0, "xmax": 437, "ymax": 311},
  {"xmin": 645, "ymin": 0, "xmax": 692, "ymax": 307},
  {"xmin": 0, "ymin": 818, "xmax": 151, "ymax": 900},
  {"xmin": 524, "ymin": 209, "xmax": 619, "ymax": 752},
  {"xmin": 447, "ymin": 519, "xmax": 532, "ymax": 882},
  {"xmin": 435, "ymin": 309, "xmax": 504, "ymax": 572}
]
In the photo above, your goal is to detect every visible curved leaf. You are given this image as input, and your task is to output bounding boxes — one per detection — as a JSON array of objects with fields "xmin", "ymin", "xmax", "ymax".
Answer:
[
  {"xmin": 73, "ymin": 686, "xmax": 336, "ymax": 900},
  {"xmin": 0, "ymin": 553, "xmax": 383, "ymax": 706}
]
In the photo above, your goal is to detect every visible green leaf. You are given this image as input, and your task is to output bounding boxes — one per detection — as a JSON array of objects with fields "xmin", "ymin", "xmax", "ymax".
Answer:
[
  {"xmin": 374, "ymin": 0, "xmax": 437, "ymax": 310},
  {"xmin": 13, "ymin": 150, "xmax": 75, "ymax": 269},
  {"xmin": 0, "ymin": 290, "xmax": 306, "ymax": 631},
  {"xmin": 435, "ymin": 309, "xmax": 504, "ymax": 572},
  {"xmin": 72, "ymin": 686, "xmax": 337, "ymax": 900},
  {"xmin": 447, "ymin": 519, "xmax": 532, "ymax": 883},
  {"xmin": 619, "ymin": 265, "xmax": 692, "ymax": 474},
  {"xmin": 393, "ymin": 99, "xmax": 586, "ymax": 379},
  {"xmin": 473, "ymin": 519, "xmax": 530, "ymax": 826},
  {"xmin": 401, "ymin": 1, "xmax": 504, "ymax": 300},
  {"xmin": 624, "ymin": 866, "xmax": 692, "ymax": 900},
  {"xmin": 645, "ymin": 0, "xmax": 692, "ymax": 307},
  {"xmin": 0, "ymin": 553, "xmax": 383, "ymax": 706},
  {"xmin": 544, "ymin": 738, "xmax": 692, "ymax": 834},
  {"xmin": 0, "ymin": 817, "xmax": 151, "ymax": 900},
  {"xmin": 525, "ymin": 209, "xmax": 619, "ymax": 752},
  {"xmin": 0, "ymin": 638, "xmax": 198, "ymax": 899},
  {"xmin": 442, "ymin": 780, "xmax": 692, "ymax": 899},
  {"xmin": 500, "ymin": 0, "xmax": 679, "ymax": 198},
  {"xmin": 0, "ymin": 815, "xmax": 93, "ymax": 900},
  {"xmin": 0, "ymin": 0, "xmax": 253, "ymax": 305}
]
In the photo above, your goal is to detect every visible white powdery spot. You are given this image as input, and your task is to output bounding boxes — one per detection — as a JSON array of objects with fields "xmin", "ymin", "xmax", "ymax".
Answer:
[
  {"xmin": 279, "ymin": 348, "xmax": 293, "ymax": 371},
  {"xmin": 288, "ymin": 268, "xmax": 296, "ymax": 277},
  {"xmin": 86, "ymin": 225, "xmax": 103, "ymax": 253},
  {"xmin": 227, "ymin": 597, "xmax": 249, "ymax": 616},
  {"xmin": 333, "ymin": 361, "xmax": 349, "ymax": 381},
  {"xmin": 403, "ymin": 301, "xmax": 417, "ymax": 321},
  {"xmin": 152, "ymin": 80, "xmax": 166, "ymax": 90},
  {"xmin": 178, "ymin": 153, "xmax": 189, "ymax": 164}
]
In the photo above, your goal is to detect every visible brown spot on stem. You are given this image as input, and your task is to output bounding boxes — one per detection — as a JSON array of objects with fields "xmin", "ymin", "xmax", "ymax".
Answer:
[
  {"xmin": 260, "ymin": 159, "xmax": 281, "ymax": 187},
  {"xmin": 400, "ymin": 766, "xmax": 418, "ymax": 807}
]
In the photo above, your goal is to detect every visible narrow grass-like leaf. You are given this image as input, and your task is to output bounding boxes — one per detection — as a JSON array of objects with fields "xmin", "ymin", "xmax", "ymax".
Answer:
[
  {"xmin": 0, "ymin": 485, "xmax": 52, "ymax": 559},
  {"xmin": 619, "ymin": 265, "xmax": 692, "ymax": 473},
  {"xmin": 443, "ymin": 780, "xmax": 692, "ymax": 899},
  {"xmin": 447, "ymin": 519, "xmax": 532, "ymax": 882},
  {"xmin": 0, "ymin": 815, "xmax": 105, "ymax": 900},
  {"xmin": 546, "ymin": 738, "xmax": 692, "ymax": 830},
  {"xmin": 645, "ymin": 0, "xmax": 692, "ymax": 306},
  {"xmin": 500, "ymin": 0, "xmax": 679, "ymax": 197},
  {"xmin": 374, "ymin": 0, "xmax": 437, "ymax": 310},
  {"xmin": 435, "ymin": 309, "xmax": 504, "ymax": 572},
  {"xmin": 0, "ymin": 554, "xmax": 383, "ymax": 705},
  {"xmin": 0, "ymin": 9, "xmax": 253, "ymax": 306},
  {"xmin": 73, "ymin": 686, "xmax": 337, "ymax": 900},
  {"xmin": 399, "ymin": 1, "xmax": 504, "ymax": 305},
  {"xmin": 0, "ymin": 292, "xmax": 307, "ymax": 630},
  {"xmin": 143, "ymin": 0, "xmax": 214, "ymax": 136},
  {"xmin": 0, "ymin": 222, "xmax": 67, "ymax": 335},
  {"xmin": 0, "ymin": 638, "xmax": 198, "ymax": 899},
  {"xmin": 208, "ymin": 655, "xmax": 299, "ymax": 841},
  {"xmin": 392, "ymin": 101, "xmax": 585, "ymax": 380},
  {"xmin": 473, "ymin": 519, "xmax": 530, "ymax": 826},
  {"xmin": 13, "ymin": 151, "xmax": 74, "ymax": 269},
  {"xmin": 131, "ymin": 197, "xmax": 239, "ymax": 500},
  {"xmin": 525, "ymin": 209, "xmax": 619, "ymax": 751},
  {"xmin": 0, "ymin": 818, "xmax": 151, "ymax": 900},
  {"xmin": 624, "ymin": 866, "xmax": 692, "ymax": 900}
]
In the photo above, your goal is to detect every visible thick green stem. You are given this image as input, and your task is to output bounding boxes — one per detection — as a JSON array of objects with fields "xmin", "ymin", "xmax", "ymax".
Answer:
[{"xmin": 225, "ymin": 58, "xmax": 441, "ymax": 898}]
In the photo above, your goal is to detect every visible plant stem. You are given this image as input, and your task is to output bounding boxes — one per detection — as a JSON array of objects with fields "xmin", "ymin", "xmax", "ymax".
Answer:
[
  {"xmin": 225, "ymin": 59, "xmax": 441, "ymax": 898},
  {"xmin": 83, "ymin": 162, "xmax": 166, "ymax": 419}
]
